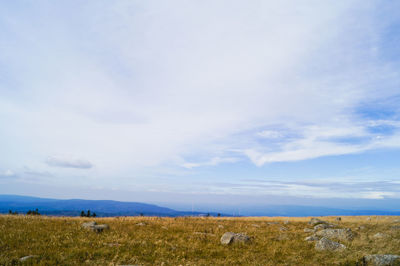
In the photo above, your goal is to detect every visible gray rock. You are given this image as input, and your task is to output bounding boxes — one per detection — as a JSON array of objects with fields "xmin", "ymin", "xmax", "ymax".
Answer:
[
  {"xmin": 305, "ymin": 235, "xmax": 320, "ymax": 241},
  {"xmin": 136, "ymin": 222, "xmax": 146, "ymax": 226},
  {"xmin": 309, "ymin": 218, "xmax": 327, "ymax": 226},
  {"xmin": 220, "ymin": 232, "xmax": 251, "ymax": 245},
  {"xmin": 393, "ymin": 219, "xmax": 400, "ymax": 223},
  {"xmin": 81, "ymin": 221, "xmax": 97, "ymax": 229},
  {"xmin": 279, "ymin": 226, "xmax": 288, "ymax": 231},
  {"xmin": 267, "ymin": 222, "xmax": 280, "ymax": 225},
  {"xmin": 251, "ymin": 224, "xmax": 260, "ymax": 228},
  {"xmin": 315, "ymin": 237, "xmax": 346, "ymax": 251},
  {"xmin": 20, "ymin": 255, "xmax": 37, "ymax": 262},
  {"xmin": 82, "ymin": 221, "xmax": 109, "ymax": 233},
  {"xmin": 362, "ymin": 254, "xmax": 400, "ymax": 265},
  {"xmin": 314, "ymin": 223, "xmax": 335, "ymax": 230},
  {"xmin": 91, "ymin": 224, "xmax": 109, "ymax": 232},
  {"xmin": 315, "ymin": 228, "xmax": 354, "ymax": 241},
  {"xmin": 283, "ymin": 220, "xmax": 289, "ymax": 225},
  {"xmin": 304, "ymin": 228, "xmax": 316, "ymax": 233}
]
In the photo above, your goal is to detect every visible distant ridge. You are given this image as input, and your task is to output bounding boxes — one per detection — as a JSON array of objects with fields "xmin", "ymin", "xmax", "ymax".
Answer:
[
  {"xmin": 1, "ymin": 195, "xmax": 399, "ymax": 217},
  {"xmin": 0, "ymin": 195, "xmax": 222, "ymax": 217}
]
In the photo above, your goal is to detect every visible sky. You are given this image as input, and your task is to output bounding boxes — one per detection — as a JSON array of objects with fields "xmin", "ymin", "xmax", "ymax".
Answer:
[{"xmin": 1, "ymin": 1, "xmax": 400, "ymax": 211}]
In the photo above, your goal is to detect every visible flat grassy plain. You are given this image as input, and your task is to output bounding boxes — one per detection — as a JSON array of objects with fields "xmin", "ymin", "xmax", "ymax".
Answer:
[{"xmin": 1, "ymin": 215, "xmax": 399, "ymax": 265}]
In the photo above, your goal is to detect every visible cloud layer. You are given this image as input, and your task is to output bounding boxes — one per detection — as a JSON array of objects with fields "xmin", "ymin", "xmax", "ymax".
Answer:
[{"xmin": 1, "ymin": 1, "xmax": 400, "ymax": 200}]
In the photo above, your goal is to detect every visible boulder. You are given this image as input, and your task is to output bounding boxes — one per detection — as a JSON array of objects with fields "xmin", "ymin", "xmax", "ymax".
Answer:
[
  {"xmin": 309, "ymin": 218, "xmax": 327, "ymax": 226},
  {"xmin": 315, "ymin": 228, "xmax": 354, "ymax": 241},
  {"xmin": 220, "ymin": 232, "xmax": 251, "ymax": 245},
  {"xmin": 362, "ymin": 254, "xmax": 400, "ymax": 266},
  {"xmin": 315, "ymin": 237, "xmax": 346, "ymax": 251}
]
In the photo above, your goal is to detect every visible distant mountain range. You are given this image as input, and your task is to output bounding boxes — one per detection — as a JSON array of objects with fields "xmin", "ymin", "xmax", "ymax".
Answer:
[
  {"xmin": 1, "ymin": 195, "xmax": 399, "ymax": 217},
  {"xmin": 0, "ymin": 195, "xmax": 220, "ymax": 217}
]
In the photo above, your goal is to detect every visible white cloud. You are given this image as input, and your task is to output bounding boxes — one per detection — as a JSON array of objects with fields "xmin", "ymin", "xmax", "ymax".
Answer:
[{"xmin": 182, "ymin": 157, "xmax": 239, "ymax": 169}]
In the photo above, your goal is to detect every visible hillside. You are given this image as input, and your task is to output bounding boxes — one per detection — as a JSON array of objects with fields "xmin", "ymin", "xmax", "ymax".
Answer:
[{"xmin": 1, "ymin": 215, "xmax": 400, "ymax": 265}]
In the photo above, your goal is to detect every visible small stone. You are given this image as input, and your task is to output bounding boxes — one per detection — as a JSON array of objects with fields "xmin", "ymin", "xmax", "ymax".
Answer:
[
  {"xmin": 136, "ymin": 222, "xmax": 146, "ymax": 226},
  {"xmin": 82, "ymin": 221, "xmax": 109, "ymax": 233},
  {"xmin": 355, "ymin": 226, "xmax": 366, "ymax": 231},
  {"xmin": 279, "ymin": 226, "xmax": 288, "ymax": 231},
  {"xmin": 362, "ymin": 254, "xmax": 400, "ymax": 265},
  {"xmin": 309, "ymin": 218, "xmax": 327, "ymax": 226},
  {"xmin": 81, "ymin": 221, "xmax": 97, "ymax": 229},
  {"xmin": 315, "ymin": 237, "xmax": 346, "ymax": 251},
  {"xmin": 283, "ymin": 220, "xmax": 290, "ymax": 225},
  {"xmin": 304, "ymin": 228, "xmax": 316, "ymax": 233},
  {"xmin": 314, "ymin": 223, "xmax": 335, "ymax": 230},
  {"xmin": 218, "ymin": 225, "xmax": 224, "ymax": 229},
  {"xmin": 20, "ymin": 255, "xmax": 37, "ymax": 262},
  {"xmin": 251, "ymin": 224, "xmax": 260, "ymax": 228},
  {"xmin": 91, "ymin": 224, "xmax": 109, "ymax": 233},
  {"xmin": 373, "ymin": 233, "xmax": 387, "ymax": 239}
]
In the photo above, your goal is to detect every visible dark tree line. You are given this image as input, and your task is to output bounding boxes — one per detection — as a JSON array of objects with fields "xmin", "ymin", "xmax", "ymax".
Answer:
[
  {"xmin": 81, "ymin": 210, "xmax": 96, "ymax": 217},
  {"xmin": 26, "ymin": 209, "xmax": 40, "ymax": 215}
]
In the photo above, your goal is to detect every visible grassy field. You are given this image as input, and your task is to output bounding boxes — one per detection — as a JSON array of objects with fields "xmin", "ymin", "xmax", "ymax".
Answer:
[{"xmin": 1, "ymin": 215, "xmax": 399, "ymax": 265}]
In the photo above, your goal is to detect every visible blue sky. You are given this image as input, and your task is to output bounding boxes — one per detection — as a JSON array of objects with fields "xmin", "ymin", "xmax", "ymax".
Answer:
[{"xmin": 1, "ymin": 1, "xmax": 400, "ymax": 210}]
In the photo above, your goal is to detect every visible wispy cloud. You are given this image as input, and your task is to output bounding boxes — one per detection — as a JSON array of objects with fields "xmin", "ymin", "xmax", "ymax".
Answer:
[
  {"xmin": 182, "ymin": 157, "xmax": 239, "ymax": 169},
  {"xmin": 0, "ymin": 170, "xmax": 16, "ymax": 178},
  {"xmin": 46, "ymin": 157, "xmax": 93, "ymax": 169}
]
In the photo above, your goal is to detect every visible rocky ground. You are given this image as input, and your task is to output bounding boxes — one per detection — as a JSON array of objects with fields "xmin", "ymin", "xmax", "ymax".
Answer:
[{"xmin": 1, "ymin": 215, "xmax": 399, "ymax": 265}]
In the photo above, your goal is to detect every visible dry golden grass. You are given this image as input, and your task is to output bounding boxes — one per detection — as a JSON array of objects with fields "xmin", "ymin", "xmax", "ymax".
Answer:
[{"xmin": 1, "ymin": 215, "xmax": 399, "ymax": 265}]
